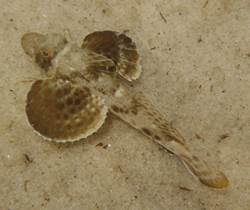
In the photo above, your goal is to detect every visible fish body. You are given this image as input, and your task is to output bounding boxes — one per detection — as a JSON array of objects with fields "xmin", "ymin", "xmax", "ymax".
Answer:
[{"xmin": 21, "ymin": 31, "xmax": 229, "ymax": 188}]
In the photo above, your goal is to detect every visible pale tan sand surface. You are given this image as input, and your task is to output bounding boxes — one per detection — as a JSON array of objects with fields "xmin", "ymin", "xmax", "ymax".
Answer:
[{"xmin": 0, "ymin": 0, "xmax": 250, "ymax": 209}]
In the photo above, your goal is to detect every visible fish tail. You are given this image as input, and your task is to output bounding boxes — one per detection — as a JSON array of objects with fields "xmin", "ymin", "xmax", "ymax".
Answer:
[{"xmin": 166, "ymin": 141, "xmax": 229, "ymax": 188}]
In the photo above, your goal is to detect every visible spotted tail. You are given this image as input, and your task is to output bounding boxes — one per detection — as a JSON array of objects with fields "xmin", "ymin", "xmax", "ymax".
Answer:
[
  {"xmin": 165, "ymin": 141, "xmax": 229, "ymax": 188},
  {"xmin": 97, "ymin": 81, "xmax": 229, "ymax": 188}
]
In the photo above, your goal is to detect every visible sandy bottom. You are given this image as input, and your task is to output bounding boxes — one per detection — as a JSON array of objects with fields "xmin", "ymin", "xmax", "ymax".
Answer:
[{"xmin": 0, "ymin": 0, "xmax": 250, "ymax": 209}]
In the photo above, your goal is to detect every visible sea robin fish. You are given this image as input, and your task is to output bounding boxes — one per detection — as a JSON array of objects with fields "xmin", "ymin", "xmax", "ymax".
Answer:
[{"xmin": 21, "ymin": 30, "xmax": 229, "ymax": 188}]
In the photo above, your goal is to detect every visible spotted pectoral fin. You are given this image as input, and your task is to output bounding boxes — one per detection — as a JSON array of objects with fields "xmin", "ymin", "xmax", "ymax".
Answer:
[
  {"xmin": 26, "ymin": 75, "xmax": 108, "ymax": 143},
  {"xmin": 82, "ymin": 30, "xmax": 141, "ymax": 81}
]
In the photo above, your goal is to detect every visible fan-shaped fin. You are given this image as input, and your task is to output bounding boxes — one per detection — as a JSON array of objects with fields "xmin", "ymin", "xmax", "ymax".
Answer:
[
  {"xmin": 82, "ymin": 30, "xmax": 141, "ymax": 81},
  {"xmin": 26, "ymin": 75, "xmax": 107, "ymax": 143}
]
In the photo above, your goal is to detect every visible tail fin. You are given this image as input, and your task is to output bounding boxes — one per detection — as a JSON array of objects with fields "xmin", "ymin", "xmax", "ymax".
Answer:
[{"xmin": 166, "ymin": 141, "xmax": 229, "ymax": 188}]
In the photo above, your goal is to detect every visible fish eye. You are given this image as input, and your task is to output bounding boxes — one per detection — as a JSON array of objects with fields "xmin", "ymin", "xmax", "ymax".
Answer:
[{"xmin": 42, "ymin": 50, "xmax": 49, "ymax": 57}]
